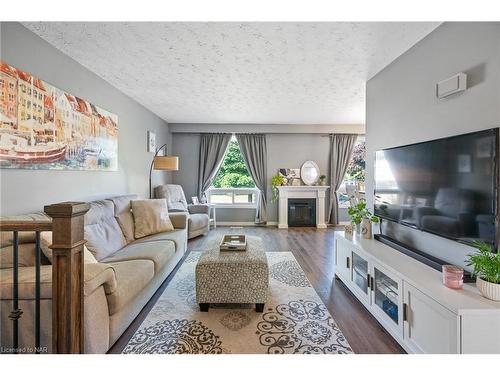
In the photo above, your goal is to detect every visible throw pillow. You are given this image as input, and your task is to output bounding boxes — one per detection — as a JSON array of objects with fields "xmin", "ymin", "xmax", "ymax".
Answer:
[
  {"xmin": 83, "ymin": 245, "xmax": 98, "ymax": 264},
  {"xmin": 131, "ymin": 199, "xmax": 174, "ymax": 239},
  {"xmin": 39, "ymin": 231, "xmax": 98, "ymax": 264}
]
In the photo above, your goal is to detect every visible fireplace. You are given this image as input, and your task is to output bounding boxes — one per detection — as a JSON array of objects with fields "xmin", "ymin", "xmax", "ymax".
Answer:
[{"xmin": 288, "ymin": 198, "xmax": 316, "ymax": 227}]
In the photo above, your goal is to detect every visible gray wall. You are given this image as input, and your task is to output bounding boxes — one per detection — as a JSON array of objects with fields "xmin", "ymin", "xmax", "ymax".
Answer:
[
  {"xmin": 172, "ymin": 131, "xmax": 351, "ymax": 223},
  {"xmin": 366, "ymin": 22, "xmax": 500, "ymax": 268},
  {"xmin": 172, "ymin": 133, "xmax": 340, "ymax": 222},
  {"xmin": 0, "ymin": 22, "xmax": 172, "ymax": 215}
]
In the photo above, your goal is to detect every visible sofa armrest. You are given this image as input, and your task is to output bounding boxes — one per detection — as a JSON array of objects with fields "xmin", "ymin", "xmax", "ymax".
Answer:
[
  {"xmin": 84, "ymin": 263, "xmax": 117, "ymax": 297},
  {"xmin": 188, "ymin": 204, "xmax": 209, "ymax": 215},
  {"xmin": 169, "ymin": 212, "xmax": 189, "ymax": 229}
]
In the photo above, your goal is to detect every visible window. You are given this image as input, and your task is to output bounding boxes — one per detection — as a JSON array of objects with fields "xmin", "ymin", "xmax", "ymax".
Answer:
[
  {"xmin": 207, "ymin": 136, "xmax": 258, "ymax": 207},
  {"xmin": 338, "ymin": 136, "xmax": 366, "ymax": 208}
]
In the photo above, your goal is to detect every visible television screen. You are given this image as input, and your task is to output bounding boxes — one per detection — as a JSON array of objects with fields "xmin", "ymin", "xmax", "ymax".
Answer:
[{"xmin": 374, "ymin": 128, "xmax": 498, "ymax": 247}]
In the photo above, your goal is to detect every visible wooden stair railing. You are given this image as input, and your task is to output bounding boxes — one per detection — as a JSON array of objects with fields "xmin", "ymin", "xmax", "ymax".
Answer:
[
  {"xmin": 0, "ymin": 202, "xmax": 89, "ymax": 354},
  {"xmin": 44, "ymin": 202, "xmax": 90, "ymax": 354}
]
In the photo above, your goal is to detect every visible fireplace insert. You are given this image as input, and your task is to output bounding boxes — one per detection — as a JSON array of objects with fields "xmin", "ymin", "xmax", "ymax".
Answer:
[{"xmin": 288, "ymin": 198, "xmax": 316, "ymax": 227}]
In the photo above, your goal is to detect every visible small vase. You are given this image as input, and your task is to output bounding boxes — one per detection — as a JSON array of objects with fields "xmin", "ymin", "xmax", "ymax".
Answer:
[
  {"xmin": 361, "ymin": 218, "xmax": 372, "ymax": 239},
  {"xmin": 476, "ymin": 277, "xmax": 500, "ymax": 301},
  {"xmin": 355, "ymin": 223, "xmax": 361, "ymax": 234},
  {"xmin": 344, "ymin": 223, "xmax": 353, "ymax": 238},
  {"xmin": 319, "ymin": 180, "xmax": 326, "ymax": 186}
]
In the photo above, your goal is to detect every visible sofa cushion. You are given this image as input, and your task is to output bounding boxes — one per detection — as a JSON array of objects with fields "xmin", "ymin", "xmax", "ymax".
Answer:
[
  {"xmin": 132, "ymin": 229, "xmax": 186, "ymax": 253},
  {"xmin": 109, "ymin": 195, "xmax": 138, "ymax": 243},
  {"xmin": 0, "ymin": 265, "xmax": 53, "ymax": 299},
  {"xmin": 0, "ymin": 243, "xmax": 37, "ymax": 269},
  {"xmin": 84, "ymin": 200, "xmax": 126, "ymax": 261},
  {"xmin": 131, "ymin": 199, "xmax": 174, "ymax": 239},
  {"xmin": 101, "ymin": 240, "xmax": 176, "ymax": 273},
  {"xmin": 105, "ymin": 260, "xmax": 154, "ymax": 315},
  {"xmin": 189, "ymin": 213, "xmax": 210, "ymax": 231}
]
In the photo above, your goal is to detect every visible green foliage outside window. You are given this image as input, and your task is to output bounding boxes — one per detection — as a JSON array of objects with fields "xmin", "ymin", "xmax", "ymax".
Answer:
[
  {"xmin": 346, "ymin": 141, "xmax": 366, "ymax": 182},
  {"xmin": 212, "ymin": 139, "xmax": 255, "ymax": 188}
]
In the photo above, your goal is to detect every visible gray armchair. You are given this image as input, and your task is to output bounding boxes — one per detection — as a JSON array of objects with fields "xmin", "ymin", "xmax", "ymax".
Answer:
[
  {"xmin": 414, "ymin": 188, "xmax": 475, "ymax": 238},
  {"xmin": 154, "ymin": 184, "xmax": 210, "ymax": 239}
]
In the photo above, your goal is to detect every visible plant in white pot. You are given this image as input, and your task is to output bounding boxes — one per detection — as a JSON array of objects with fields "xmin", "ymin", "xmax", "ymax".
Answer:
[
  {"xmin": 467, "ymin": 241, "xmax": 500, "ymax": 301},
  {"xmin": 347, "ymin": 201, "xmax": 379, "ymax": 238}
]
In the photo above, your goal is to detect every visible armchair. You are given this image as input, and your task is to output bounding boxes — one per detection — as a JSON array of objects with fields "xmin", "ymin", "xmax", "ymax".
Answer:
[
  {"xmin": 414, "ymin": 188, "xmax": 476, "ymax": 238},
  {"xmin": 154, "ymin": 184, "xmax": 210, "ymax": 239}
]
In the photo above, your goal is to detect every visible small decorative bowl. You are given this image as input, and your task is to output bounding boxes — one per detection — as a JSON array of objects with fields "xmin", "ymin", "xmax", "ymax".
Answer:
[{"xmin": 442, "ymin": 265, "xmax": 464, "ymax": 289}]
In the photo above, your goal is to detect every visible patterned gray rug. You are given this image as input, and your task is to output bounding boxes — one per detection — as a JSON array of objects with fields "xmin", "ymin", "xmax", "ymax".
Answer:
[{"xmin": 122, "ymin": 251, "xmax": 353, "ymax": 354}]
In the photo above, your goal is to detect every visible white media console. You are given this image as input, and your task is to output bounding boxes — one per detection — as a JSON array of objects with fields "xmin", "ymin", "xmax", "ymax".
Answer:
[{"xmin": 334, "ymin": 233, "xmax": 500, "ymax": 353}]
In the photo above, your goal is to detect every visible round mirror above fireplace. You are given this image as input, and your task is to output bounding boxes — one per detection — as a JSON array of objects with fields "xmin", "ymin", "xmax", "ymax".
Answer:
[{"xmin": 300, "ymin": 160, "xmax": 320, "ymax": 185}]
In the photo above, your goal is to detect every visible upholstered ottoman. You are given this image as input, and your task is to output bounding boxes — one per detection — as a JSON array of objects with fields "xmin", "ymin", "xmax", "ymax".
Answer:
[{"xmin": 195, "ymin": 236, "xmax": 268, "ymax": 312}]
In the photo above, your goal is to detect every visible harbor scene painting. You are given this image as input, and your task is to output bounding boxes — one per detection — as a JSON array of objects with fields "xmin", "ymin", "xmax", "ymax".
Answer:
[{"xmin": 0, "ymin": 60, "xmax": 118, "ymax": 170}]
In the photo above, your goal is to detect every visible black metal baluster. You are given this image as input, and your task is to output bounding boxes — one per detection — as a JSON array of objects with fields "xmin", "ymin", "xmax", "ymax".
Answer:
[
  {"xmin": 8, "ymin": 231, "xmax": 23, "ymax": 353},
  {"xmin": 35, "ymin": 231, "xmax": 41, "ymax": 353}
]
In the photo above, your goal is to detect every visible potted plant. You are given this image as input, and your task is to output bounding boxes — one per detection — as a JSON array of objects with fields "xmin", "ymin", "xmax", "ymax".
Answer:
[
  {"xmin": 271, "ymin": 174, "xmax": 287, "ymax": 203},
  {"xmin": 467, "ymin": 241, "xmax": 500, "ymax": 301},
  {"xmin": 319, "ymin": 175, "xmax": 327, "ymax": 186},
  {"xmin": 347, "ymin": 201, "xmax": 379, "ymax": 238}
]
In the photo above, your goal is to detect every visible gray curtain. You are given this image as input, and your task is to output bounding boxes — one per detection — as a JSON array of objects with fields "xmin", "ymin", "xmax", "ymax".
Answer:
[
  {"xmin": 328, "ymin": 134, "xmax": 358, "ymax": 225},
  {"xmin": 197, "ymin": 133, "xmax": 232, "ymax": 201},
  {"xmin": 236, "ymin": 134, "xmax": 268, "ymax": 224}
]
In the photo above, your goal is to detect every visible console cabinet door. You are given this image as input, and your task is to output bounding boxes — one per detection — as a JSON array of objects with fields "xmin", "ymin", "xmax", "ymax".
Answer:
[
  {"xmin": 335, "ymin": 239, "xmax": 352, "ymax": 282},
  {"xmin": 351, "ymin": 251, "xmax": 371, "ymax": 304},
  {"xmin": 403, "ymin": 282, "xmax": 459, "ymax": 354},
  {"xmin": 370, "ymin": 262, "xmax": 403, "ymax": 339}
]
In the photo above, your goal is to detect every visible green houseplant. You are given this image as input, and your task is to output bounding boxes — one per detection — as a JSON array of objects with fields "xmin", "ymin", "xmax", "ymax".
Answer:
[
  {"xmin": 271, "ymin": 174, "xmax": 287, "ymax": 203},
  {"xmin": 467, "ymin": 241, "xmax": 500, "ymax": 301},
  {"xmin": 319, "ymin": 175, "xmax": 327, "ymax": 186},
  {"xmin": 347, "ymin": 201, "xmax": 379, "ymax": 238}
]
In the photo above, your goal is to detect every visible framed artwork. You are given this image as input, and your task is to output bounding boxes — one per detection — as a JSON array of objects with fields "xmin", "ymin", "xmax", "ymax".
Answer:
[
  {"xmin": 192, "ymin": 196, "xmax": 199, "ymax": 204},
  {"xmin": 147, "ymin": 131, "xmax": 156, "ymax": 153},
  {"xmin": 279, "ymin": 168, "xmax": 300, "ymax": 179},
  {"xmin": 279, "ymin": 168, "xmax": 302, "ymax": 186},
  {"xmin": 0, "ymin": 60, "xmax": 118, "ymax": 171}
]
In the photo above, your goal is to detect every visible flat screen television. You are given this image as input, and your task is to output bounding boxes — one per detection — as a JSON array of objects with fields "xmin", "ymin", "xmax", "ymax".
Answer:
[{"xmin": 374, "ymin": 128, "xmax": 499, "ymax": 250}]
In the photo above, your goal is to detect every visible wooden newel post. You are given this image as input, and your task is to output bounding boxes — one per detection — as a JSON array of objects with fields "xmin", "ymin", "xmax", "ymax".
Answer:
[{"xmin": 44, "ymin": 202, "xmax": 90, "ymax": 354}]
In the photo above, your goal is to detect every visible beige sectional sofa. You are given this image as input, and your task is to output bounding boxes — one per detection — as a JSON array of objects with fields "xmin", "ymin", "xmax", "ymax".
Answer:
[{"xmin": 0, "ymin": 195, "xmax": 188, "ymax": 354}]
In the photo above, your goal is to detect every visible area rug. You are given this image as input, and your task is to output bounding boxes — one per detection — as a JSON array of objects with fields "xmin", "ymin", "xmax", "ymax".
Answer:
[{"xmin": 122, "ymin": 251, "xmax": 353, "ymax": 354}]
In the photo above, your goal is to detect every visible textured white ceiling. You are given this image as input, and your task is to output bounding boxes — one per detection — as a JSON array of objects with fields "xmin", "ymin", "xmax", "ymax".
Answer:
[{"xmin": 23, "ymin": 22, "xmax": 439, "ymax": 125}]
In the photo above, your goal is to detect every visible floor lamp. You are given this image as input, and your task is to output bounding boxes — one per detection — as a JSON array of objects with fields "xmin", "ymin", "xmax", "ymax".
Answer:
[{"xmin": 149, "ymin": 143, "xmax": 179, "ymax": 198}]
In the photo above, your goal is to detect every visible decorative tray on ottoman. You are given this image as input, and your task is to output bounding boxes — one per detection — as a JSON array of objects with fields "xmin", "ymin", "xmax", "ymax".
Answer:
[{"xmin": 219, "ymin": 234, "xmax": 247, "ymax": 251}]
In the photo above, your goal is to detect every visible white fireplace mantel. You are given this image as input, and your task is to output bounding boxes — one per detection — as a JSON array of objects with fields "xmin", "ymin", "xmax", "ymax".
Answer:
[{"xmin": 277, "ymin": 186, "xmax": 330, "ymax": 229}]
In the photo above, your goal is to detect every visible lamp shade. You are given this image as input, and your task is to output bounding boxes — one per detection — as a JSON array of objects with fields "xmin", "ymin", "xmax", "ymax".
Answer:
[{"xmin": 153, "ymin": 156, "xmax": 179, "ymax": 171}]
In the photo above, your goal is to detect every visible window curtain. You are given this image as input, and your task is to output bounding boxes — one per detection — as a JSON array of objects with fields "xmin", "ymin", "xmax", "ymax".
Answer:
[
  {"xmin": 197, "ymin": 133, "xmax": 232, "ymax": 202},
  {"xmin": 236, "ymin": 134, "xmax": 268, "ymax": 224},
  {"xmin": 328, "ymin": 134, "xmax": 358, "ymax": 225}
]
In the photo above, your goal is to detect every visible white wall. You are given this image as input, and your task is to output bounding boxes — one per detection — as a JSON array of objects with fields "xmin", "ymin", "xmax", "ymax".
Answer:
[
  {"xmin": 0, "ymin": 22, "xmax": 172, "ymax": 215},
  {"xmin": 171, "ymin": 130, "xmax": 354, "ymax": 223},
  {"xmin": 366, "ymin": 22, "xmax": 500, "ymax": 268}
]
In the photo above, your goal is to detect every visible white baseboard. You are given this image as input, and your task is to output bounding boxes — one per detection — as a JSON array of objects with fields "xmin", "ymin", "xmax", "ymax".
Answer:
[{"xmin": 216, "ymin": 221, "xmax": 278, "ymax": 227}]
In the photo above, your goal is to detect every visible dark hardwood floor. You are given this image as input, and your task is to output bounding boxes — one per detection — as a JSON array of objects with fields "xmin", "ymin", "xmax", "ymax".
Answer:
[{"xmin": 109, "ymin": 226, "xmax": 405, "ymax": 354}]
